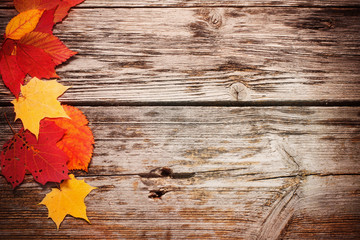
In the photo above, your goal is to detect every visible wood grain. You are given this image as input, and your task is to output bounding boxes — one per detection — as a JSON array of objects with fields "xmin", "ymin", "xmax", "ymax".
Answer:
[
  {"xmin": 1, "ymin": 106, "xmax": 359, "ymax": 176},
  {"xmin": 1, "ymin": 175, "xmax": 359, "ymax": 239},
  {"xmin": 0, "ymin": 106, "xmax": 359, "ymax": 239},
  {"xmin": 0, "ymin": 7, "xmax": 360, "ymax": 103},
  {"xmin": 0, "ymin": 0, "xmax": 359, "ymax": 238}
]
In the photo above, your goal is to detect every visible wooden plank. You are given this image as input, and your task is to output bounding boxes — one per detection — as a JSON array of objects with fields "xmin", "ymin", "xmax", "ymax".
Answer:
[
  {"xmin": 1, "ymin": 7, "xmax": 360, "ymax": 103},
  {"xmin": 0, "ymin": 106, "xmax": 359, "ymax": 239},
  {"xmin": 1, "ymin": 0, "xmax": 360, "ymax": 7},
  {"xmin": 0, "ymin": 175, "xmax": 359, "ymax": 239},
  {"xmin": 1, "ymin": 106, "xmax": 359, "ymax": 176}
]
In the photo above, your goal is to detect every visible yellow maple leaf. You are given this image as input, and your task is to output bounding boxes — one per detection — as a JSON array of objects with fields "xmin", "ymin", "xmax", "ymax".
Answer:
[
  {"xmin": 39, "ymin": 174, "xmax": 97, "ymax": 230},
  {"xmin": 5, "ymin": 9, "xmax": 44, "ymax": 40},
  {"xmin": 12, "ymin": 77, "xmax": 70, "ymax": 138}
]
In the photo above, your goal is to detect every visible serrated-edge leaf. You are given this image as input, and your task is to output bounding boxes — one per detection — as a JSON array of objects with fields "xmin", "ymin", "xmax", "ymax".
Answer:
[
  {"xmin": 16, "ymin": 43, "xmax": 59, "ymax": 79},
  {"xmin": 20, "ymin": 32, "xmax": 77, "ymax": 65}
]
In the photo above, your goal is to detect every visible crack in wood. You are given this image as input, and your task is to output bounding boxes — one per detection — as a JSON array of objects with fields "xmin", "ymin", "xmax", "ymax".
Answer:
[
  {"xmin": 282, "ymin": 148, "xmax": 300, "ymax": 171},
  {"xmin": 138, "ymin": 167, "xmax": 195, "ymax": 179}
]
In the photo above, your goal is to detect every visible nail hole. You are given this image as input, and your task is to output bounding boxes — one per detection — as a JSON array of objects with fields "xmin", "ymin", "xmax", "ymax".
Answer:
[{"xmin": 148, "ymin": 189, "xmax": 170, "ymax": 199}]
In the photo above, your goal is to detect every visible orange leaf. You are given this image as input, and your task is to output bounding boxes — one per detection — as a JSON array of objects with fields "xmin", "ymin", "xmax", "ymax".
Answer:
[
  {"xmin": 5, "ymin": 9, "xmax": 44, "ymax": 40},
  {"xmin": 54, "ymin": 0, "xmax": 85, "ymax": 23},
  {"xmin": 53, "ymin": 1, "xmax": 72, "ymax": 23},
  {"xmin": 20, "ymin": 32, "xmax": 77, "ymax": 65},
  {"xmin": 48, "ymin": 105, "xmax": 94, "ymax": 171}
]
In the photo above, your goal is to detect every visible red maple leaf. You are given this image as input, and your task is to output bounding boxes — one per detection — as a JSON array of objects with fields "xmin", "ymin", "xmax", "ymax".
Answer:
[{"xmin": 1, "ymin": 121, "xmax": 69, "ymax": 189}]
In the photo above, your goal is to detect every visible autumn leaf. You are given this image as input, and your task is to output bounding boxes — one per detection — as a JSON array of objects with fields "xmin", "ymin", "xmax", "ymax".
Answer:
[
  {"xmin": 1, "ymin": 121, "xmax": 69, "ymax": 189},
  {"xmin": 46, "ymin": 105, "xmax": 94, "ymax": 171},
  {"xmin": 9, "ymin": 30, "xmax": 76, "ymax": 81},
  {"xmin": 0, "ymin": 31, "xmax": 72, "ymax": 97},
  {"xmin": 13, "ymin": 1, "xmax": 57, "ymax": 33},
  {"xmin": 5, "ymin": 9, "xmax": 44, "ymax": 40},
  {"xmin": 39, "ymin": 174, "xmax": 96, "ymax": 229},
  {"xmin": 14, "ymin": 0, "xmax": 85, "ymax": 24},
  {"xmin": 54, "ymin": 0, "xmax": 85, "ymax": 23},
  {"xmin": 1, "ymin": 11, "xmax": 77, "ymax": 96},
  {"xmin": 53, "ymin": 1, "xmax": 72, "ymax": 23},
  {"xmin": 33, "ymin": 9, "xmax": 56, "ymax": 34},
  {"xmin": 14, "ymin": 0, "xmax": 60, "ymax": 13},
  {"xmin": 16, "ymin": 42, "xmax": 59, "ymax": 79},
  {"xmin": 66, "ymin": 0, "xmax": 86, "ymax": 5},
  {"xmin": 20, "ymin": 32, "xmax": 77, "ymax": 65},
  {"xmin": 0, "ymin": 39, "xmax": 25, "ymax": 97},
  {"xmin": 12, "ymin": 77, "xmax": 70, "ymax": 138}
]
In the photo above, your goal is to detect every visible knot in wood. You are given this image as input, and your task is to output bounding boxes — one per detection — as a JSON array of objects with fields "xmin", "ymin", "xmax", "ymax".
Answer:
[
  {"xmin": 229, "ymin": 82, "xmax": 249, "ymax": 101},
  {"xmin": 210, "ymin": 12, "xmax": 222, "ymax": 28}
]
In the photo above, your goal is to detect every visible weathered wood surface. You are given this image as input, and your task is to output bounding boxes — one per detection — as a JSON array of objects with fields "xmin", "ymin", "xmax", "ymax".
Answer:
[
  {"xmin": 1, "ymin": 106, "xmax": 359, "ymax": 176},
  {"xmin": 0, "ymin": 106, "xmax": 359, "ymax": 239},
  {"xmin": 0, "ymin": 0, "xmax": 360, "ymax": 239},
  {"xmin": 0, "ymin": 7, "xmax": 360, "ymax": 103}
]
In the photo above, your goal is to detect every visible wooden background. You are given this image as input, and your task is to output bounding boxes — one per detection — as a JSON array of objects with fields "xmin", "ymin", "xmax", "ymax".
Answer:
[{"xmin": 0, "ymin": 0, "xmax": 360, "ymax": 239}]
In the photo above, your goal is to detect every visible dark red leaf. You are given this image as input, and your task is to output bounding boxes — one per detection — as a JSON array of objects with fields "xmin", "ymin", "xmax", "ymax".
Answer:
[{"xmin": 1, "ymin": 121, "xmax": 69, "ymax": 188}]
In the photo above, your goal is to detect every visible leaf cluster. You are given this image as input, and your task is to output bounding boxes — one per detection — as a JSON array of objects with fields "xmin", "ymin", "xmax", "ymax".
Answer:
[{"xmin": 0, "ymin": 0, "xmax": 96, "ymax": 229}]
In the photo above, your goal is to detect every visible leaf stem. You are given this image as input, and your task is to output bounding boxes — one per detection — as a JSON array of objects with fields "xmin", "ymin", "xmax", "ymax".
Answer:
[{"xmin": 4, "ymin": 113, "xmax": 15, "ymax": 134}]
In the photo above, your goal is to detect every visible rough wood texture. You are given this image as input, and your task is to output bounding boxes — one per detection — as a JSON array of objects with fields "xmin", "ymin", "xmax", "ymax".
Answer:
[
  {"xmin": 0, "ymin": 7, "xmax": 360, "ymax": 103},
  {"xmin": 1, "ymin": 106, "xmax": 359, "ymax": 176},
  {"xmin": 0, "ymin": 106, "xmax": 359, "ymax": 239},
  {"xmin": 0, "ymin": 0, "xmax": 359, "ymax": 239}
]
